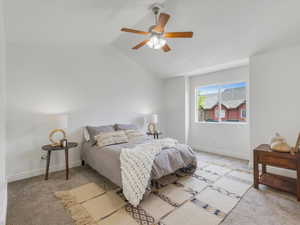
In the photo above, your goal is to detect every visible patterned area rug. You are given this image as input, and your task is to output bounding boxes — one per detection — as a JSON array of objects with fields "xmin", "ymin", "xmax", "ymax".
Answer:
[{"xmin": 55, "ymin": 161, "xmax": 252, "ymax": 225}]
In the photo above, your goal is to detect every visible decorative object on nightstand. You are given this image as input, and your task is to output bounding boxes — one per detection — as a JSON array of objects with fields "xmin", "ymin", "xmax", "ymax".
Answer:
[
  {"xmin": 147, "ymin": 131, "xmax": 162, "ymax": 139},
  {"xmin": 270, "ymin": 133, "xmax": 291, "ymax": 153},
  {"xmin": 253, "ymin": 144, "xmax": 300, "ymax": 201},
  {"xmin": 148, "ymin": 114, "xmax": 159, "ymax": 134},
  {"xmin": 48, "ymin": 114, "xmax": 68, "ymax": 147},
  {"xmin": 42, "ymin": 142, "xmax": 78, "ymax": 180},
  {"xmin": 293, "ymin": 133, "xmax": 300, "ymax": 154}
]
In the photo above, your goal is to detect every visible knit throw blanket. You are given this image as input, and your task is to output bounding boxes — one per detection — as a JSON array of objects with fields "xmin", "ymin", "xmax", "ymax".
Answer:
[{"xmin": 120, "ymin": 138, "xmax": 178, "ymax": 206}]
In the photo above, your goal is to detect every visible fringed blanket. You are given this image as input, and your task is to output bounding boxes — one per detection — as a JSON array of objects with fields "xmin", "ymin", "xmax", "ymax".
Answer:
[{"xmin": 120, "ymin": 138, "xmax": 178, "ymax": 206}]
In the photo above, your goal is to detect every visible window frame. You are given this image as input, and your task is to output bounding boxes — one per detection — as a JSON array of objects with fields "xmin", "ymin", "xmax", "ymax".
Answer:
[{"xmin": 195, "ymin": 81, "xmax": 248, "ymax": 125}]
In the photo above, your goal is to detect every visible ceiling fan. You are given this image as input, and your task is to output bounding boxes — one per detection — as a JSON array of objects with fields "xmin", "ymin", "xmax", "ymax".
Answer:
[{"xmin": 120, "ymin": 5, "xmax": 193, "ymax": 52}]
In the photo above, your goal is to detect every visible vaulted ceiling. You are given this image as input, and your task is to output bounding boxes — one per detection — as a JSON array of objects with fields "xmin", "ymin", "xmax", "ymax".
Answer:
[{"xmin": 5, "ymin": 0, "xmax": 300, "ymax": 78}]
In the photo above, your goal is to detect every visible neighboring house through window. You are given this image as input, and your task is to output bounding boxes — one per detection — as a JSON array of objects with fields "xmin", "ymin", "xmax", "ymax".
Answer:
[{"xmin": 196, "ymin": 82, "xmax": 247, "ymax": 123}]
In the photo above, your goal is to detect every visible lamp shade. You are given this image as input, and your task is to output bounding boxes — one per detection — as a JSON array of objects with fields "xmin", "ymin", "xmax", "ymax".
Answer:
[
  {"xmin": 48, "ymin": 114, "xmax": 68, "ymax": 130},
  {"xmin": 151, "ymin": 114, "xmax": 158, "ymax": 124}
]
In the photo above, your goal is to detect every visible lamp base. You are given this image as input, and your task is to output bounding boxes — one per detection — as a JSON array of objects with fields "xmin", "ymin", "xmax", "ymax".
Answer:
[{"xmin": 148, "ymin": 123, "xmax": 158, "ymax": 134}]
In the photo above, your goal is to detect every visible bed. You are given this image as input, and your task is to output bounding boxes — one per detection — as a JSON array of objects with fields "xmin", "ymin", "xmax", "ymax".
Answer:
[{"xmin": 81, "ymin": 134, "xmax": 197, "ymax": 188}]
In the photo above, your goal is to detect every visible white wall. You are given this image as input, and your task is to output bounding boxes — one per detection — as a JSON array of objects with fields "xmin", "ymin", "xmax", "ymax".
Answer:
[
  {"xmin": 189, "ymin": 66, "xmax": 250, "ymax": 160},
  {"xmin": 250, "ymin": 45, "xmax": 300, "ymax": 176},
  {"xmin": 0, "ymin": 0, "xmax": 6, "ymax": 223},
  {"xmin": 163, "ymin": 76, "xmax": 188, "ymax": 143},
  {"xmin": 6, "ymin": 43, "xmax": 164, "ymax": 181}
]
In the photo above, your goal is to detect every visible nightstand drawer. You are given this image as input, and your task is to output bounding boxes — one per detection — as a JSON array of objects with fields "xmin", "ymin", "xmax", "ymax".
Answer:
[{"xmin": 259, "ymin": 155, "xmax": 296, "ymax": 170}]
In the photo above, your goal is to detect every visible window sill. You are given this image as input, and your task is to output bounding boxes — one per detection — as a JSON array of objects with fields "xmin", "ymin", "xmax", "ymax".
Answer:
[{"xmin": 194, "ymin": 121, "xmax": 248, "ymax": 125}]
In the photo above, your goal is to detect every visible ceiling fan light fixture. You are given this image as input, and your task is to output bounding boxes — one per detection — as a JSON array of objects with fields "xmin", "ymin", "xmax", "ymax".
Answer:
[{"xmin": 147, "ymin": 34, "xmax": 166, "ymax": 50}]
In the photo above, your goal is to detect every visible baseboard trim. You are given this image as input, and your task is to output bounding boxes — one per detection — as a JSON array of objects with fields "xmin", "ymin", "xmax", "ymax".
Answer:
[
  {"xmin": 7, "ymin": 160, "xmax": 81, "ymax": 183},
  {"xmin": 192, "ymin": 146, "xmax": 250, "ymax": 161}
]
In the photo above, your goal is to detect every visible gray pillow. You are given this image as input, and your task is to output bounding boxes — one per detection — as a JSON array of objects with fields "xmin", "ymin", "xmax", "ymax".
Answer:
[
  {"xmin": 86, "ymin": 125, "xmax": 115, "ymax": 145},
  {"xmin": 115, "ymin": 123, "xmax": 138, "ymax": 131}
]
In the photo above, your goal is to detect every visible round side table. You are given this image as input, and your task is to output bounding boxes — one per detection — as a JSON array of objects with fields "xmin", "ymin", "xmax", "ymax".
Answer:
[{"xmin": 42, "ymin": 142, "xmax": 78, "ymax": 180}]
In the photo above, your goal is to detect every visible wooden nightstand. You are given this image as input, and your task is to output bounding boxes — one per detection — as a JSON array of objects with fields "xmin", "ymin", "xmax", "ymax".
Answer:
[
  {"xmin": 42, "ymin": 142, "xmax": 78, "ymax": 180},
  {"xmin": 253, "ymin": 144, "xmax": 300, "ymax": 201}
]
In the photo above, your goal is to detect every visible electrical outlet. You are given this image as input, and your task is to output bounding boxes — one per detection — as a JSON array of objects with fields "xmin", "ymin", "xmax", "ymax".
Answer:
[{"xmin": 41, "ymin": 153, "xmax": 48, "ymax": 160}]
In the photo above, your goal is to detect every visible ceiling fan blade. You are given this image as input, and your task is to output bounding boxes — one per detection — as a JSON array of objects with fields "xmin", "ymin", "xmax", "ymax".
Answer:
[
  {"xmin": 162, "ymin": 44, "xmax": 171, "ymax": 52},
  {"xmin": 153, "ymin": 13, "xmax": 170, "ymax": 33},
  {"xmin": 159, "ymin": 13, "xmax": 170, "ymax": 28},
  {"xmin": 121, "ymin": 28, "xmax": 149, "ymax": 35},
  {"xmin": 164, "ymin": 32, "xmax": 194, "ymax": 38},
  {"xmin": 132, "ymin": 40, "xmax": 149, "ymax": 50}
]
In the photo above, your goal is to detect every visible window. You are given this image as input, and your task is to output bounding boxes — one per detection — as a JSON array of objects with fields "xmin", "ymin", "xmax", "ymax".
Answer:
[
  {"xmin": 196, "ymin": 82, "xmax": 247, "ymax": 123},
  {"xmin": 214, "ymin": 108, "xmax": 219, "ymax": 119},
  {"xmin": 220, "ymin": 109, "xmax": 226, "ymax": 119},
  {"xmin": 240, "ymin": 109, "xmax": 246, "ymax": 119},
  {"xmin": 215, "ymin": 109, "xmax": 226, "ymax": 119}
]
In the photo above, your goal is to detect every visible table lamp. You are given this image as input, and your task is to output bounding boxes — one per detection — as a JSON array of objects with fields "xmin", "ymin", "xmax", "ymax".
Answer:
[{"xmin": 148, "ymin": 114, "xmax": 158, "ymax": 134}]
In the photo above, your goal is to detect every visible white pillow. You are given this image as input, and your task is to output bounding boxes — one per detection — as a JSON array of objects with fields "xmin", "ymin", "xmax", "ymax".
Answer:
[
  {"xmin": 95, "ymin": 131, "xmax": 128, "ymax": 148},
  {"xmin": 112, "ymin": 131, "xmax": 129, "ymax": 144},
  {"xmin": 125, "ymin": 129, "xmax": 145, "ymax": 139}
]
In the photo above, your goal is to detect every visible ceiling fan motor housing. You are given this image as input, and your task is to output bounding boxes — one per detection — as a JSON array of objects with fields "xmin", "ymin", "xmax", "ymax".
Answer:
[{"xmin": 148, "ymin": 25, "xmax": 163, "ymax": 34}]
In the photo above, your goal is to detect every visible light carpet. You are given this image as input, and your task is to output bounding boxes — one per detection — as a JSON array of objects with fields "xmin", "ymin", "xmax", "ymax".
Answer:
[{"xmin": 55, "ymin": 162, "xmax": 252, "ymax": 225}]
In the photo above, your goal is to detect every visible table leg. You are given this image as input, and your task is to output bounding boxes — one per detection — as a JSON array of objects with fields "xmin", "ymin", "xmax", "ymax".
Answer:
[
  {"xmin": 65, "ymin": 148, "xmax": 69, "ymax": 180},
  {"xmin": 262, "ymin": 164, "xmax": 267, "ymax": 174},
  {"xmin": 45, "ymin": 151, "xmax": 51, "ymax": 180},
  {"xmin": 296, "ymin": 154, "xmax": 300, "ymax": 201},
  {"xmin": 254, "ymin": 151, "xmax": 259, "ymax": 189}
]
